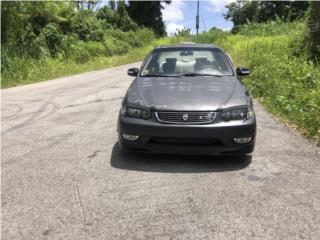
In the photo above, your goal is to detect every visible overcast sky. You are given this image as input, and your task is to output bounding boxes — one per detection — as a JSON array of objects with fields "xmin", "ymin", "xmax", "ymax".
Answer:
[{"xmin": 162, "ymin": 0, "xmax": 234, "ymax": 35}]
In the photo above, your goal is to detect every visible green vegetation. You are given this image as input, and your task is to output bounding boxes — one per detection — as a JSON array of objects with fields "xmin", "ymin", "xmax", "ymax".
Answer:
[
  {"xmin": 126, "ymin": 0, "xmax": 170, "ymax": 37},
  {"xmin": 220, "ymin": 1, "xmax": 320, "ymax": 143},
  {"xmin": 1, "ymin": 1, "xmax": 170, "ymax": 88},
  {"xmin": 224, "ymin": 1, "xmax": 319, "ymax": 62},
  {"xmin": 192, "ymin": 21, "xmax": 320, "ymax": 143},
  {"xmin": 308, "ymin": 1, "xmax": 320, "ymax": 61},
  {"xmin": 224, "ymin": 1, "xmax": 309, "ymax": 32},
  {"xmin": 1, "ymin": 37, "xmax": 176, "ymax": 88}
]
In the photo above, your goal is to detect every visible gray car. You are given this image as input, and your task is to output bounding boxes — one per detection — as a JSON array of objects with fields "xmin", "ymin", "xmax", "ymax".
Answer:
[{"xmin": 117, "ymin": 43, "xmax": 256, "ymax": 155}]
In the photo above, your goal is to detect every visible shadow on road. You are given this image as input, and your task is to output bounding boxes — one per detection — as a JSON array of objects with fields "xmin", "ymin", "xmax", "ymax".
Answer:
[{"xmin": 110, "ymin": 143, "xmax": 251, "ymax": 173}]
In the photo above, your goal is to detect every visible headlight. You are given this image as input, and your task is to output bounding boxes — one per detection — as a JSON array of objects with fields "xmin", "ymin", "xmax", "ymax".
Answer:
[
  {"xmin": 122, "ymin": 106, "xmax": 151, "ymax": 120},
  {"xmin": 221, "ymin": 106, "xmax": 254, "ymax": 121}
]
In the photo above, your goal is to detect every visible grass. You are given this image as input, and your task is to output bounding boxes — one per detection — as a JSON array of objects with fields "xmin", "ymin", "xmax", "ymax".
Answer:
[
  {"xmin": 206, "ymin": 22, "xmax": 320, "ymax": 144},
  {"xmin": 1, "ymin": 37, "xmax": 175, "ymax": 88}
]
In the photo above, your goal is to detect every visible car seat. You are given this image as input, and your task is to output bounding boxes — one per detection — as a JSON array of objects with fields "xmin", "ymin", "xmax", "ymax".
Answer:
[
  {"xmin": 194, "ymin": 58, "xmax": 211, "ymax": 72},
  {"xmin": 162, "ymin": 58, "xmax": 177, "ymax": 74}
]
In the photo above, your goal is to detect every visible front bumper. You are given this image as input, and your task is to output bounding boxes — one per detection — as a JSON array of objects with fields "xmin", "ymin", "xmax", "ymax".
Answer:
[{"xmin": 117, "ymin": 113, "xmax": 256, "ymax": 155}]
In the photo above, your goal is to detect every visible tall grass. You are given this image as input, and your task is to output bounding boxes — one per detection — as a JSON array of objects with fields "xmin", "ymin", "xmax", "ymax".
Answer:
[
  {"xmin": 196, "ymin": 21, "xmax": 320, "ymax": 143},
  {"xmin": 216, "ymin": 34, "xmax": 319, "ymax": 142},
  {"xmin": 1, "ymin": 37, "xmax": 175, "ymax": 88}
]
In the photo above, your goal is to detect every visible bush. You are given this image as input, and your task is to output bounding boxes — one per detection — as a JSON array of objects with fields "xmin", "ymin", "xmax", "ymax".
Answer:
[
  {"xmin": 1, "ymin": 1, "xmax": 158, "ymax": 89},
  {"xmin": 135, "ymin": 28, "xmax": 156, "ymax": 46},
  {"xmin": 69, "ymin": 41, "xmax": 105, "ymax": 63},
  {"xmin": 60, "ymin": 33, "xmax": 79, "ymax": 57},
  {"xmin": 236, "ymin": 20, "xmax": 305, "ymax": 36},
  {"xmin": 13, "ymin": 23, "xmax": 50, "ymax": 59},
  {"xmin": 41, "ymin": 23, "xmax": 63, "ymax": 57},
  {"xmin": 209, "ymin": 22, "xmax": 320, "ymax": 142},
  {"xmin": 71, "ymin": 10, "xmax": 104, "ymax": 41},
  {"xmin": 195, "ymin": 28, "xmax": 229, "ymax": 44},
  {"xmin": 96, "ymin": 6, "xmax": 117, "ymax": 26}
]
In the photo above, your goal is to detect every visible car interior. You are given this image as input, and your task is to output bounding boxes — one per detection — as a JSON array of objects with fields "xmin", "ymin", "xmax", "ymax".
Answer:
[
  {"xmin": 142, "ymin": 50, "xmax": 232, "ymax": 76},
  {"xmin": 160, "ymin": 57, "xmax": 230, "ymax": 74}
]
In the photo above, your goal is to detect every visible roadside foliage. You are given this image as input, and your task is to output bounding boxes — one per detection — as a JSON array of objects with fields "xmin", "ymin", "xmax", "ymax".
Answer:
[
  {"xmin": 195, "ymin": 21, "xmax": 320, "ymax": 143},
  {"xmin": 1, "ymin": 1, "xmax": 162, "ymax": 88}
]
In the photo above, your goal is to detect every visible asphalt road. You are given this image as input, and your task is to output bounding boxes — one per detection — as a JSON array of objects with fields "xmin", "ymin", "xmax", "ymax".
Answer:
[{"xmin": 2, "ymin": 62, "xmax": 320, "ymax": 240}]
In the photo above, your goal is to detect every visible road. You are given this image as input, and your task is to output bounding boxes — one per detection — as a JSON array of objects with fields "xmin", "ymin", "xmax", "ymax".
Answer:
[{"xmin": 2, "ymin": 62, "xmax": 320, "ymax": 240}]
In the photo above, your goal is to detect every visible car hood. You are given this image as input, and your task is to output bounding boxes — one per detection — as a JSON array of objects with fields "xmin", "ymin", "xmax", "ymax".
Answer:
[{"xmin": 125, "ymin": 76, "xmax": 248, "ymax": 111}]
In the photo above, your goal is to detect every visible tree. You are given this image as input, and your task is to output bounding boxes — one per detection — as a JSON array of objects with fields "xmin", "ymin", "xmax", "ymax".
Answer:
[
  {"xmin": 70, "ymin": 10, "xmax": 104, "ymax": 41},
  {"xmin": 224, "ymin": 0, "xmax": 310, "ymax": 31},
  {"xmin": 255, "ymin": 1, "xmax": 309, "ymax": 23},
  {"xmin": 1, "ymin": 1, "xmax": 73, "ymax": 44},
  {"xmin": 97, "ymin": 1, "xmax": 137, "ymax": 31},
  {"xmin": 224, "ymin": 1, "xmax": 258, "ymax": 31},
  {"xmin": 115, "ymin": 1, "xmax": 138, "ymax": 31},
  {"xmin": 97, "ymin": 6, "xmax": 117, "ymax": 26},
  {"xmin": 308, "ymin": 1, "xmax": 320, "ymax": 61},
  {"xmin": 126, "ymin": 1, "xmax": 170, "ymax": 36}
]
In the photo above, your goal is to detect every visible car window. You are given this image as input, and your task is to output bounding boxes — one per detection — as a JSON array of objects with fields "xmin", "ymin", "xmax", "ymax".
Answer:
[{"xmin": 141, "ymin": 48, "xmax": 233, "ymax": 77}]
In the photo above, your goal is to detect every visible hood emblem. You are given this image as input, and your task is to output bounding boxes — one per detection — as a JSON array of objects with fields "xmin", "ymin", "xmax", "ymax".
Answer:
[{"xmin": 182, "ymin": 114, "xmax": 189, "ymax": 121}]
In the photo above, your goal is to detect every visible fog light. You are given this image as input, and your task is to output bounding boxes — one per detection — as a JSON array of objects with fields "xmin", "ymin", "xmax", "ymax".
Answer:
[
  {"xmin": 122, "ymin": 134, "xmax": 139, "ymax": 141},
  {"xmin": 233, "ymin": 137, "xmax": 252, "ymax": 144}
]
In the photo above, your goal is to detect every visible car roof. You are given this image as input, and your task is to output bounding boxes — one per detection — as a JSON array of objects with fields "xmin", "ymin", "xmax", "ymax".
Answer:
[{"xmin": 156, "ymin": 43, "xmax": 222, "ymax": 50}]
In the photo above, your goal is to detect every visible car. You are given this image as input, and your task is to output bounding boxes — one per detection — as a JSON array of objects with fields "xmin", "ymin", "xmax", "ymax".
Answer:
[{"xmin": 117, "ymin": 43, "xmax": 256, "ymax": 156}]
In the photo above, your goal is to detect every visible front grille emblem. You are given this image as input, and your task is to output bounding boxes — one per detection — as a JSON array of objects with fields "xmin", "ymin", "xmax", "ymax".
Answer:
[
  {"xmin": 182, "ymin": 114, "xmax": 189, "ymax": 121},
  {"xmin": 156, "ymin": 111, "xmax": 216, "ymax": 124}
]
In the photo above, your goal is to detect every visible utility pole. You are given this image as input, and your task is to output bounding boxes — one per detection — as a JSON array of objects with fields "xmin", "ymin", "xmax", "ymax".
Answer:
[{"xmin": 196, "ymin": 0, "xmax": 200, "ymax": 36}]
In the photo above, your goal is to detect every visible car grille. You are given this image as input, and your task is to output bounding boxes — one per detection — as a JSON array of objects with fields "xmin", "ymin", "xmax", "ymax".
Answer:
[
  {"xmin": 155, "ymin": 111, "xmax": 216, "ymax": 124},
  {"xmin": 149, "ymin": 137, "xmax": 223, "ymax": 146}
]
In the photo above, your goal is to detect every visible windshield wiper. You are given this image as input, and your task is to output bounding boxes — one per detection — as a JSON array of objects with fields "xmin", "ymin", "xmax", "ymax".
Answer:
[
  {"xmin": 141, "ymin": 73, "xmax": 174, "ymax": 77},
  {"xmin": 178, "ymin": 73, "xmax": 223, "ymax": 77},
  {"xmin": 141, "ymin": 73, "xmax": 223, "ymax": 77}
]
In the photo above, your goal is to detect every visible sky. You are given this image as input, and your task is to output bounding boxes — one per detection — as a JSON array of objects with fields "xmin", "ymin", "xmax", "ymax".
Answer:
[{"xmin": 162, "ymin": 0, "xmax": 235, "ymax": 35}]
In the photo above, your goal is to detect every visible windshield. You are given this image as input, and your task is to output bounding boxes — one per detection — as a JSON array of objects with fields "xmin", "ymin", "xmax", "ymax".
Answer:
[{"xmin": 140, "ymin": 48, "xmax": 233, "ymax": 77}]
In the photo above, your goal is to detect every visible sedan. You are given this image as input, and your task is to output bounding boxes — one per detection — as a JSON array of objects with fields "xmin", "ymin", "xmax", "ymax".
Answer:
[{"xmin": 117, "ymin": 43, "xmax": 256, "ymax": 155}]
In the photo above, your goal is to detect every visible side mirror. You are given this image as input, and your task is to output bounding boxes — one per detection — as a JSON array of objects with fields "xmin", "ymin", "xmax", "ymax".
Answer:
[
  {"xmin": 236, "ymin": 67, "xmax": 250, "ymax": 76},
  {"xmin": 127, "ymin": 68, "xmax": 139, "ymax": 77}
]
